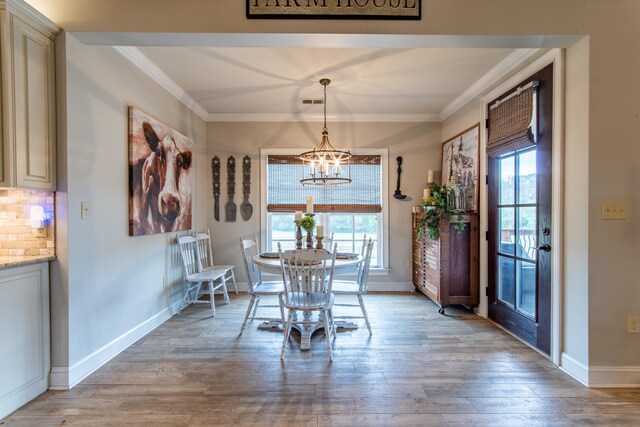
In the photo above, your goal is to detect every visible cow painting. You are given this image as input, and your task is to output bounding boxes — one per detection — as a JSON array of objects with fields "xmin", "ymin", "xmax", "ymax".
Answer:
[{"xmin": 129, "ymin": 107, "xmax": 193, "ymax": 236}]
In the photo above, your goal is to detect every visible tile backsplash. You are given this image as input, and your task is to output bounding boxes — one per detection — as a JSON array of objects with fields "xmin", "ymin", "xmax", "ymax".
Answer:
[{"xmin": 0, "ymin": 189, "xmax": 55, "ymax": 257}]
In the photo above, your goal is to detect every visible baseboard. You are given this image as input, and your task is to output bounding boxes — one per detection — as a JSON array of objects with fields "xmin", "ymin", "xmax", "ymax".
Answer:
[
  {"xmin": 560, "ymin": 352, "xmax": 589, "ymax": 386},
  {"xmin": 49, "ymin": 301, "xmax": 181, "ymax": 390},
  {"xmin": 367, "ymin": 281, "xmax": 414, "ymax": 292},
  {"xmin": 588, "ymin": 365, "xmax": 640, "ymax": 388},
  {"xmin": 560, "ymin": 353, "xmax": 640, "ymax": 387}
]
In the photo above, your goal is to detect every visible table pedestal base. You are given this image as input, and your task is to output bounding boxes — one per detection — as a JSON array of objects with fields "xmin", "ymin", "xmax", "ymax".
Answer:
[{"xmin": 258, "ymin": 318, "xmax": 358, "ymax": 350}]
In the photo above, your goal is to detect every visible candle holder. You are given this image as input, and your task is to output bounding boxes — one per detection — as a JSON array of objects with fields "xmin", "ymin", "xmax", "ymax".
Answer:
[
  {"xmin": 300, "ymin": 213, "xmax": 315, "ymax": 250},
  {"xmin": 315, "ymin": 236, "xmax": 324, "ymax": 250},
  {"xmin": 295, "ymin": 221, "xmax": 303, "ymax": 250}
]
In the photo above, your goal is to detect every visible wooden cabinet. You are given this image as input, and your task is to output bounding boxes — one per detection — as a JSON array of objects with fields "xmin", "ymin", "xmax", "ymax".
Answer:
[
  {"xmin": 412, "ymin": 211, "xmax": 479, "ymax": 313},
  {"xmin": 0, "ymin": 1, "xmax": 58, "ymax": 189},
  {"xmin": 0, "ymin": 262, "xmax": 50, "ymax": 419}
]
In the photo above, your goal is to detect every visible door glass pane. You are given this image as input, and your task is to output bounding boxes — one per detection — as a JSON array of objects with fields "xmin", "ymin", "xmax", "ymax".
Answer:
[
  {"xmin": 518, "ymin": 149, "xmax": 537, "ymax": 204},
  {"xmin": 499, "ymin": 155, "xmax": 515, "ymax": 204},
  {"xmin": 498, "ymin": 256, "xmax": 515, "ymax": 307},
  {"xmin": 517, "ymin": 207, "xmax": 537, "ymax": 261},
  {"xmin": 517, "ymin": 260, "xmax": 536, "ymax": 317},
  {"xmin": 498, "ymin": 207, "xmax": 515, "ymax": 254}
]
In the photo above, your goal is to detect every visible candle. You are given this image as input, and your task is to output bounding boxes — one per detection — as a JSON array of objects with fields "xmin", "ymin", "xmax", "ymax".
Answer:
[
  {"xmin": 427, "ymin": 170, "xmax": 434, "ymax": 184},
  {"xmin": 317, "ymin": 225, "xmax": 323, "ymax": 237},
  {"xmin": 423, "ymin": 188, "xmax": 430, "ymax": 199},
  {"xmin": 306, "ymin": 196, "xmax": 313, "ymax": 214},
  {"xmin": 294, "ymin": 211, "xmax": 302, "ymax": 222}
]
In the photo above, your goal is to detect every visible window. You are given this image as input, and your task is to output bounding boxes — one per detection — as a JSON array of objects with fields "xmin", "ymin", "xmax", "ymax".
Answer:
[{"xmin": 261, "ymin": 149, "xmax": 388, "ymax": 269}]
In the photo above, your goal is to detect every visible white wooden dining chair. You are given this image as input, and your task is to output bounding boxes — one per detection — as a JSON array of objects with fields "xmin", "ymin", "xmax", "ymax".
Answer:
[
  {"xmin": 332, "ymin": 238, "xmax": 374, "ymax": 334},
  {"xmin": 194, "ymin": 230, "xmax": 238, "ymax": 293},
  {"xmin": 177, "ymin": 235, "xmax": 230, "ymax": 315},
  {"xmin": 278, "ymin": 244, "xmax": 338, "ymax": 361},
  {"xmin": 238, "ymin": 235, "xmax": 285, "ymax": 335}
]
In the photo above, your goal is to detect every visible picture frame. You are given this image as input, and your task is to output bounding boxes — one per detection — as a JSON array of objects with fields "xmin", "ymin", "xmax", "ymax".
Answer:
[
  {"xmin": 441, "ymin": 124, "xmax": 480, "ymax": 213},
  {"xmin": 128, "ymin": 106, "xmax": 193, "ymax": 236},
  {"xmin": 246, "ymin": 0, "xmax": 421, "ymax": 20}
]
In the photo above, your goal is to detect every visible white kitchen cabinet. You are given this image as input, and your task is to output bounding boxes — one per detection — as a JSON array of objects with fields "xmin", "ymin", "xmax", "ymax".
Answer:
[
  {"xmin": 0, "ymin": 262, "xmax": 50, "ymax": 419},
  {"xmin": 0, "ymin": 0, "xmax": 58, "ymax": 189}
]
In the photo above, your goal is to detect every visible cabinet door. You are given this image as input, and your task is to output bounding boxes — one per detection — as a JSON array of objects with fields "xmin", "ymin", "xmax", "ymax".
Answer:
[
  {"xmin": 12, "ymin": 16, "xmax": 55, "ymax": 189},
  {"xmin": 0, "ymin": 263, "xmax": 50, "ymax": 419}
]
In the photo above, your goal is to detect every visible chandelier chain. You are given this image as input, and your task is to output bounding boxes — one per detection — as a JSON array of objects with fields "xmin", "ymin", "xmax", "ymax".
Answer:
[{"xmin": 299, "ymin": 77, "xmax": 352, "ymax": 186}]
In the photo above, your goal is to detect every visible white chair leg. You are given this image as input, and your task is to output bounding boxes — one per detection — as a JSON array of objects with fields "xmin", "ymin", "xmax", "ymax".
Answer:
[
  {"xmin": 221, "ymin": 280, "xmax": 230, "ymax": 305},
  {"xmin": 239, "ymin": 295, "xmax": 256, "ymax": 336},
  {"xmin": 252, "ymin": 295, "xmax": 261, "ymax": 318},
  {"xmin": 323, "ymin": 310, "xmax": 333, "ymax": 361},
  {"xmin": 279, "ymin": 297, "xmax": 286, "ymax": 325},
  {"xmin": 180, "ymin": 282, "xmax": 198, "ymax": 312},
  {"xmin": 281, "ymin": 310, "xmax": 294, "ymax": 360},
  {"xmin": 358, "ymin": 294, "xmax": 372, "ymax": 335},
  {"xmin": 229, "ymin": 269, "xmax": 238, "ymax": 294},
  {"xmin": 208, "ymin": 282, "xmax": 216, "ymax": 317}
]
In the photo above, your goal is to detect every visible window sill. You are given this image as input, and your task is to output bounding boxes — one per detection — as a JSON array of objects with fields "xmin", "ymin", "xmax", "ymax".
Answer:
[{"xmin": 370, "ymin": 268, "xmax": 390, "ymax": 276}]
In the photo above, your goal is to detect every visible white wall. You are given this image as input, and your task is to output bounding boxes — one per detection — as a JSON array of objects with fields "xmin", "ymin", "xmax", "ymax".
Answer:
[
  {"xmin": 51, "ymin": 33, "xmax": 207, "ymax": 385},
  {"xmin": 206, "ymin": 121, "xmax": 442, "ymax": 288}
]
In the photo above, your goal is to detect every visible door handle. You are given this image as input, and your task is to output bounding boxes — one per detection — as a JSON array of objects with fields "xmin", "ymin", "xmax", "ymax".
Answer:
[{"xmin": 537, "ymin": 243, "xmax": 551, "ymax": 252}]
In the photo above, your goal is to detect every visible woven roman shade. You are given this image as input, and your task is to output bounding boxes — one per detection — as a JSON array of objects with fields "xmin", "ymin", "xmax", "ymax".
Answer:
[
  {"xmin": 487, "ymin": 83, "xmax": 538, "ymax": 157},
  {"xmin": 267, "ymin": 154, "xmax": 382, "ymax": 213}
]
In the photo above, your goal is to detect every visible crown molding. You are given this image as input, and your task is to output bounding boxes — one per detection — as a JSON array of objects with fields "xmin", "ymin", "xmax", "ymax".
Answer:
[
  {"xmin": 439, "ymin": 48, "xmax": 545, "ymax": 121},
  {"xmin": 113, "ymin": 46, "xmax": 209, "ymax": 121},
  {"xmin": 207, "ymin": 112, "xmax": 440, "ymax": 123},
  {"xmin": 1, "ymin": 0, "xmax": 59, "ymax": 39}
]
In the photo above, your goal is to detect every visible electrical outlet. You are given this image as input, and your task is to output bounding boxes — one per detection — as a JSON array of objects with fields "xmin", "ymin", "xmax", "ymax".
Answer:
[
  {"xmin": 81, "ymin": 201, "xmax": 91, "ymax": 219},
  {"xmin": 602, "ymin": 201, "xmax": 627, "ymax": 220},
  {"xmin": 628, "ymin": 315, "xmax": 640, "ymax": 333}
]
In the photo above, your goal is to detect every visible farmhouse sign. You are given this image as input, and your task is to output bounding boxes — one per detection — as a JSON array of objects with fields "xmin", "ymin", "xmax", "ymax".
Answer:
[{"xmin": 247, "ymin": 0, "xmax": 421, "ymax": 20}]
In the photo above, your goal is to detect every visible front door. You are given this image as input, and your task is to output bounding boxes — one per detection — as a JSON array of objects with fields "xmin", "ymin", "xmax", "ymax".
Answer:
[{"xmin": 487, "ymin": 64, "xmax": 553, "ymax": 355}]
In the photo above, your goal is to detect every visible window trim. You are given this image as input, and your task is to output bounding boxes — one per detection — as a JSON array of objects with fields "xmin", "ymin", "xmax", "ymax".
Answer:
[{"xmin": 260, "ymin": 148, "xmax": 389, "ymax": 271}]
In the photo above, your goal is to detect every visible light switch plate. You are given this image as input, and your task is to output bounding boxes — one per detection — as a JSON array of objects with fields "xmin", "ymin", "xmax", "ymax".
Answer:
[
  {"xmin": 601, "ymin": 201, "xmax": 626, "ymax": 220},
  {"xmin": 81, "ymin": 201, "xmax": 91, "ymax": 219}
]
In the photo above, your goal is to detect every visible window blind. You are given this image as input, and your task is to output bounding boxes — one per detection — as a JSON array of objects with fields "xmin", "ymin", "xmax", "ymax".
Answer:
[
  {"xmin": 487, "ymin": 82, "xmax": 538, "ymax": 158},
  {"xmin": 267, "ymin": 154, "xmax": 382, "ymax": 213}
]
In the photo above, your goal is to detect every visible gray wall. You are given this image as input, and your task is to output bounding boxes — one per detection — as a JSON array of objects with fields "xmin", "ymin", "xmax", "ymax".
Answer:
[{"xmin": 52, "ymin": 33, "xmax": 207, "ymax": 370}]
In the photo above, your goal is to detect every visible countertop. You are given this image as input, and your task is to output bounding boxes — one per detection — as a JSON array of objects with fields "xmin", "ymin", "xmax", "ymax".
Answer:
[{"xmin": 0, "ymin": 255, "xmax": 55, "ymax": 269}]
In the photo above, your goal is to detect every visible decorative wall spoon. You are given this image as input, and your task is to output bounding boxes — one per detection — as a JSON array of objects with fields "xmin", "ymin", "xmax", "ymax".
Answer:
[{"xmin": 393, "ymin": 156, "xmax": 407, "ymax": 199}]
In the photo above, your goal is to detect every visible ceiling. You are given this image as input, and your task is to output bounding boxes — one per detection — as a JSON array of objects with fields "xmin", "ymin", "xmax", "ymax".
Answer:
[{"xmin": 131, "ymin": 46, "xmax": 517, "ymax": 122}]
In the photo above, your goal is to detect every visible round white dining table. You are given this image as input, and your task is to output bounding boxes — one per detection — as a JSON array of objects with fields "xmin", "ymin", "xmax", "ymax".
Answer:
[
  {"xmin": 251, "ymin": 252, "xmax": 363, "ymax": 350},
  {"xmin": 251, "ymin": 253, "xmax": 363, "ymax": 276}
]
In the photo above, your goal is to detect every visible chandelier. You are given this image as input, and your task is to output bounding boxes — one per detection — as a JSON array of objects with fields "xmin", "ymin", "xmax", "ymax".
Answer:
[{"xmin": 300, "ymin": 78, "xmax": 352, "ymax": 185}]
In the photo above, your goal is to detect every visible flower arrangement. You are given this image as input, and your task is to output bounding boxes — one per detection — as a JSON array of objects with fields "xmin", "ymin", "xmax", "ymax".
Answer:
[
  {"xmin": 418, "ymin": 183, "xmax": 466, "ymax": 239},
  {"xmin": 300, "ymin": 215, "xmax": 316, "ymax": 232}
]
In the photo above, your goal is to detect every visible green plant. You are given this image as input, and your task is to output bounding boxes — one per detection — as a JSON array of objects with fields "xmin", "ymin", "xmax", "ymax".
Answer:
[
  {"xmin": 418, "ymin": 183, "xmax": 466, "ymax": 239},
  {"xmin": 300, "ymin": 215, "xmax": 316, "ymax": 232}
]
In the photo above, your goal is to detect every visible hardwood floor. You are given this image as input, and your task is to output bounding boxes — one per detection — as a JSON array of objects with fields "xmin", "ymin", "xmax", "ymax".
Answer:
[{"xmin": 3, "ymin": 292, "xmax": 640, "ymax": 426}]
